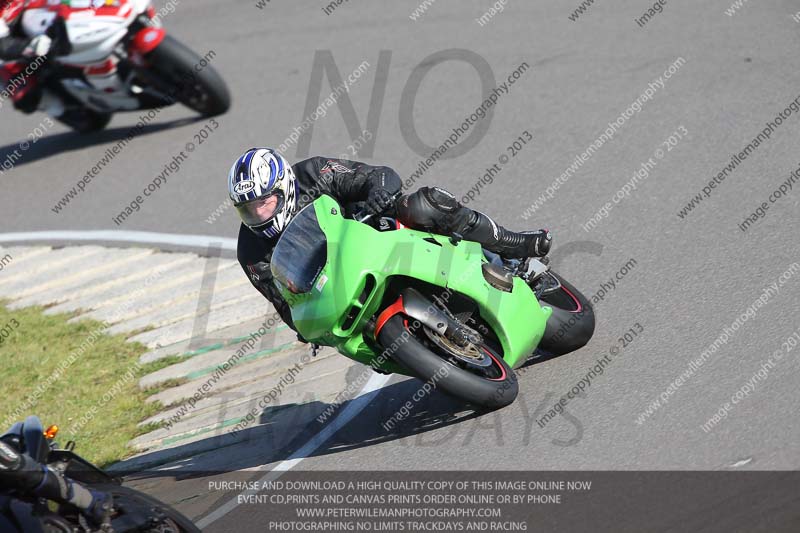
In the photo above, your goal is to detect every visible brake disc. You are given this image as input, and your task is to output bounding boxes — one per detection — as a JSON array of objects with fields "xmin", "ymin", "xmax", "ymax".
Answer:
[{"xmin": 422, "ymin": 326, "xmax": 492, "ymax": 368}]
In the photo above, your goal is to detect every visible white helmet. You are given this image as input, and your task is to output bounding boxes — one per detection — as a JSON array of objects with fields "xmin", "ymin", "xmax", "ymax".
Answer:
[{"xmin": 228, "ymin": 148, "xmax": 298, "ymax": 239}]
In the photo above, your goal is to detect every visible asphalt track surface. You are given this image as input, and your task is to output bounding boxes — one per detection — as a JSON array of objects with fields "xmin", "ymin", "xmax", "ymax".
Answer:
[{"xmin": 2, "ymin": 0, "xmax": 800, "ymax": 529}]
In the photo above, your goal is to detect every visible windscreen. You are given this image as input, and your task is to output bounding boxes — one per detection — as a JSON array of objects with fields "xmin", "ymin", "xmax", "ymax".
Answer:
[{"xmin": 270, "ymin": 205, "xmax": 327, "ymax": 294}]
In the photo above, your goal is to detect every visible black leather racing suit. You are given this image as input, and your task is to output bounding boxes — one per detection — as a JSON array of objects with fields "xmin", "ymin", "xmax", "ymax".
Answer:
[
  {"xmin": 237, "ymin": 157, "xmax": 551, "ymax": 333},
  {"xmin": 237, "ymin": 157, "xmax": 403, "ymax": 331}
]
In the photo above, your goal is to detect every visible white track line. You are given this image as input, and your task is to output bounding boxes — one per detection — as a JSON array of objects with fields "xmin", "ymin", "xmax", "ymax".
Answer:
[
  {"xmin": 0, "ymin": 230, "xmax": 237, "ymax": 251},
  {"xmin": 195, "ymin": 373, "xmax": 391, "ymax": 529}
]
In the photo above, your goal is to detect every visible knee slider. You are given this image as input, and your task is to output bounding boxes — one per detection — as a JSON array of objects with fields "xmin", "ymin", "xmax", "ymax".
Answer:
[
  {"xmin": 422, "ymin": 186, "xmax": 461, "ymax": 213},
  {"xmin": 398, "ymin": 187, "xmax": 471, "ymax": 233}
]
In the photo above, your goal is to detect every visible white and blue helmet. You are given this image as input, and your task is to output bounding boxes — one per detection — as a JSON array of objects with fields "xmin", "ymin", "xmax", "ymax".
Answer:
[{"xmin": 228, "ymin": 148, "xmax": 297, "ymax": 239}]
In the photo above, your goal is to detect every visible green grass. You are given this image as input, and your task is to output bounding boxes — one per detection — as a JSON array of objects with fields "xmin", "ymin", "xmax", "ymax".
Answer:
[{"xmin": 0, "ymin": 301, "xmax": 162, "ymax": 467}]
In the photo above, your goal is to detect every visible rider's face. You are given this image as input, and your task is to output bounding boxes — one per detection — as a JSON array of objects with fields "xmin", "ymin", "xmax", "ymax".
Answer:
[
  {"xmin": 237, "ymin": 193, "xmax": 281, "ymax": 227},
  {"xmin": 253, "ymin": 194, "xmax": 279, "ymax": 220}
]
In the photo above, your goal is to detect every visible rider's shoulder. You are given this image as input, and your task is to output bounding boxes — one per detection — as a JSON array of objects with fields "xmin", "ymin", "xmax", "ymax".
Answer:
[{"xmin": 291, "ymin": 156, "xmax": 329, "ymax": 175}]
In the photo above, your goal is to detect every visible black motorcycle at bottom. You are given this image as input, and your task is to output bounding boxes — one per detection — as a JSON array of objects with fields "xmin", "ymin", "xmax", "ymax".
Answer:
[{"xmin": 0, "ymin": 415, "xmax": 198, "ymax": 533}]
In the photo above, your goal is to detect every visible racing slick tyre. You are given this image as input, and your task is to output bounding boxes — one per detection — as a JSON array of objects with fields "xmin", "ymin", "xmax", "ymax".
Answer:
[
  {"xmin": 146, "ymin": 35, "xmax": 231, "ymax": 117},
  {"xmin": 537, "ymin": 271, "xmax": 595, "ymax": 356},
  {"xmin": 378, "ymin": 315, "xmax": 518, "ymax": 409}
]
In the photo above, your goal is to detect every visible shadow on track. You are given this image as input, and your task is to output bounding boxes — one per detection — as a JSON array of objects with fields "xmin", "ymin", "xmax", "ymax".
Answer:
[
  {"xmin": 119, "ymin": 377, "xmax": 493, "ymax": 483},
  {"xmin": 0, "ymin": 116, "xmax": 203, "ymax": 171},
  {"xmin": 118, "ymin": 349, "xmax": 569, "ymax": 480},
  {"xmin": 117, "ymin": 354, "xmax": 577, "ymax": 517}
]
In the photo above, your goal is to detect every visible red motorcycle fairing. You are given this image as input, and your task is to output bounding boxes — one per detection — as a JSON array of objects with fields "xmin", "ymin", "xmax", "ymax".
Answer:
[
  {"xmin": 128, "ymin": 26, "xmax": 165, "ymax": 63},
  {"xmin": 374, "ymin": 295, "xmax": 407, "ymax": 338},
  {"xmin": 0, "ymin": 62, "xmax": 38, "ymax": 102},
  {"xmin": 15, "ymin": 1, "xmax": 163, "ymax": 82},
  {"xmin": 23, "ymin": 0, "xmax": 135, "ymax": 19},
  {"xmin": 1, "ymin": 0, "xmax": 25, "ymax": 24}
]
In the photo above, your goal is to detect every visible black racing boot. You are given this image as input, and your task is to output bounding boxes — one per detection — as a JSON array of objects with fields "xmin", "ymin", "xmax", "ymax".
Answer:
[{"xmin": 462, "ymin": 211, "xmax": 552, "ymax": 258}]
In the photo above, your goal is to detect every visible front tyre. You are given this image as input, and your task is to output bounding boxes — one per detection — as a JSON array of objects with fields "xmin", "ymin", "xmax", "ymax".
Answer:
[
  {"xmin": 377, "ymin": 315, "xmax": 518, "ymax": 409},
  {"xmin": 146, "ymin": 35, "xmax": 231, "ymax": 116},
  {"xmin": 88, "ymin": 484, "xmax": 200, "ymax": 532}
]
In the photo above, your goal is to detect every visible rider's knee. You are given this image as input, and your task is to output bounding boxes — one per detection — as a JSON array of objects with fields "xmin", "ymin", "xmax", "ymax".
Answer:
[
  {"xmin": 423, "ymin": 186, "xmax": 461, "ymax": 212},
  {"xmin": 397, "ymin": 187, "xmax": 470, "ymax": 233}
]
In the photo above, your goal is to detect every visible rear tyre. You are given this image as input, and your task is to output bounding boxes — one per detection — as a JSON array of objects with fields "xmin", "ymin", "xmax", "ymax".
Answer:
[
  {"xmin": 146, "ymin": 35, "xmax": 230, "ymax": 116},
  {"xmin": 378, "ymin": 315, "xmax": 518, "ymax": 409},
  {"xmin": 537, "ymin": 271, "xmax": 595, "ymax": 356}
]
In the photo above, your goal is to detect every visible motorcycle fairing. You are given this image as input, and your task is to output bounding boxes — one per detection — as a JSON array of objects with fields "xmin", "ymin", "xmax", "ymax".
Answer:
[{"xmin": 274, "ymin": 195, "xmax": 551, "ymax": 371}]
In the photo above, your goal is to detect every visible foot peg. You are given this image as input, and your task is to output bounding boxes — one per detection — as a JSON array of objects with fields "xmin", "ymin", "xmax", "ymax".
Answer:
[{"xmin": 523, "ymin": 258, "xmax": 550, "ymax": 282}]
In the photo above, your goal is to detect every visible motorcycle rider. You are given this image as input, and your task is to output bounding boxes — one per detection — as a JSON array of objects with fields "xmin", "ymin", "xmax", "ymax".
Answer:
[
  {"xmin": 232, "ymin": 148, "xmax": 552, "ymax": 332},
  {"xmin": 0, "ymin": 0, "xmax": 65, "ymax": 116}
]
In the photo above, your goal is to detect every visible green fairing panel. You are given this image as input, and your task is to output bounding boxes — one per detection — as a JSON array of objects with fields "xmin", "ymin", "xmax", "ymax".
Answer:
[{"xmin": 273, "ymin": 195, "xmax": 551, "ymax": 371}]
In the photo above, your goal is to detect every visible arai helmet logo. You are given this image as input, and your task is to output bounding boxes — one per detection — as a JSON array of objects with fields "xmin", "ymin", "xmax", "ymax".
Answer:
[{"xmin": 233, "ymin": 180, "xmax": 256, "ymax": 195}]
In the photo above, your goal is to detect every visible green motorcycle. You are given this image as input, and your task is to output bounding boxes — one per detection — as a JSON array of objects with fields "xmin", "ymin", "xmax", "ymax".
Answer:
[{"xmin": 270, "ymin": 194, "xmax": 595, "ymax": 409}]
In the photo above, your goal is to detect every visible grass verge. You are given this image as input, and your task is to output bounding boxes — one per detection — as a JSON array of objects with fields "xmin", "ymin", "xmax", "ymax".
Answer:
[{"xmin": 0, "ymin": 301, "xmax": 163, "ymax": 467}]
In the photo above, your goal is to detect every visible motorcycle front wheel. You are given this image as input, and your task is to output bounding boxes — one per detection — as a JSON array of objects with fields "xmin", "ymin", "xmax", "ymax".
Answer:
[
  {"xmin": 86, "ymin": 484, "xmax": 199, "ymax": 533},
  {"xmin": 146, "ymin": 35, "xmax": 231, "ymax": 117},
  {"xmin": 377, "ymin": 315, "xmax": 518, "ymax": 409}
]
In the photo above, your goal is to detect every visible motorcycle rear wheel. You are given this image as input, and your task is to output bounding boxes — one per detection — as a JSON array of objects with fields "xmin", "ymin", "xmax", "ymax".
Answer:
[{"xmin": 536, "ymin": 271, "xmax": 595, "ymax": 356}]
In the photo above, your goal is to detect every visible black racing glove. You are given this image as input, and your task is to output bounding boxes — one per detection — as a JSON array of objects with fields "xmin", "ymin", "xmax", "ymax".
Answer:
[
  {"xmin": 248, "ymin": 260, "xmax": 273, "ymax": 289},
  {"xmin": 365, "ymin": 187, "xmax": 396, "ymax": 216},
  {"xmin": 248, "ymin": 259, "xmax": 297, "ymax": 331},
  {"xmin": 248, "ymin": 259, "xmax": 282, "ymax": 303}
]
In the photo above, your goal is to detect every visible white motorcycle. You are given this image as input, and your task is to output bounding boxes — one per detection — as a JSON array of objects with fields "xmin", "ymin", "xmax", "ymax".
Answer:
[{"xmin": 1, "ymin": 0, "xmax": 230, "ymax": 132}]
